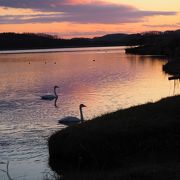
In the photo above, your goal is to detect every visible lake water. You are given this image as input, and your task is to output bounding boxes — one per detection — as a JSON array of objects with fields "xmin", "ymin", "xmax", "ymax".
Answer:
[{"xmin": 0, "ymin": 46, "xmax": 179, "ymax": 179}]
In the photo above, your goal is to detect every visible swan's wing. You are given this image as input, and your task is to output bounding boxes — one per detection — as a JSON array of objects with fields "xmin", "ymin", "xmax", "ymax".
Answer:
[
  {"xmin": 58, "ymin": 116, "xmax": 81, "ymax": 126},
  {"xmin": 41, "ymin": 95, "xmax": 55, "ymax": 100},
  {"xmin": 59, "ymin": 116, "xmax": 80, "ymax": 122},
  {"xmin": 59, "ymin": 116, "xmax": 81, "ymax": 126}
]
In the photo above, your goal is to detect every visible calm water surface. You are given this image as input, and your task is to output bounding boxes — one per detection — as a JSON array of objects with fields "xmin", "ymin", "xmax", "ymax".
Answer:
[{"xmin": 0, "ymin": 46, "xmax": 179, "ymax": 179}]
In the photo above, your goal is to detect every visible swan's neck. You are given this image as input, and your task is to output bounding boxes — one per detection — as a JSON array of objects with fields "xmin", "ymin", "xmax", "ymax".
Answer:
[
  {"xmin": 54, "ymin": 97, "xmax": 58, "ymax": 107},
  {"xmin": 54, "ymin": 88, "xmax": 58, "ymax": 97},
  {"xmin": 80, "ymin": 107, "xmax": 84, "ymax": 122}
]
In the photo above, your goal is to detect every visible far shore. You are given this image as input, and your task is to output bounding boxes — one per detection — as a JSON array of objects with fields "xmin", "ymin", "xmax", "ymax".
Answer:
[{"xmin": 0, "ymin": 45, "xmax": 127, "ymax": 55}]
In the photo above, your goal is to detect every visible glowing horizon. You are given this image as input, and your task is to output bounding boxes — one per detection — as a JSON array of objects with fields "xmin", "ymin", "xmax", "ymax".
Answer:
[{"xmin": 0, "ymin": 0, "xmax": 179, "ymax": 38}]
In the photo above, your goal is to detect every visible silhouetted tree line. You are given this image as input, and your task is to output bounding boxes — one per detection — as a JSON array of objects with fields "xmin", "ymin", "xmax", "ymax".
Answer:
[
  {"xmin": 0, "ymin": 32, "xmax": 67, "ymax": 50},
  {"xmin": 0, "ymin": 30, "xmax": 180, "ymax": 56},
  {"xmin": 126, "ymin": 30, "xmax": 180, "ymax": 59},
  {"xmin": 0, "ymin": 32, "xmax": 143, "ymax": 50}
]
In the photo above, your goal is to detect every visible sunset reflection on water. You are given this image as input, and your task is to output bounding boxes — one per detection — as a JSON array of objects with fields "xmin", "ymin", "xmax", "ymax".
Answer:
[{"xmin": 0, "ymin": 47, "xmax": 178, "ymax": 179}]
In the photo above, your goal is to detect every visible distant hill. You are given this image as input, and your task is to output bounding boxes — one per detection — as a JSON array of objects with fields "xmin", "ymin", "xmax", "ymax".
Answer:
[
  {"xmin": 0, "ymin": 30, "xmax": 180, "ymax": 52},
  {"xmin": 0, "ymin": 32, "xmax": 141, "ymax": 50},
  {"xmin": 93, "ymin": 33, "xmax": 127, "ymax": 42},
  {"xmin": 0, "ymin": 32, "xmax": 68, "ymax": 50},
  {"xmin": 92, "ymin": 33, "xmax": 143, "ymax": 46}
]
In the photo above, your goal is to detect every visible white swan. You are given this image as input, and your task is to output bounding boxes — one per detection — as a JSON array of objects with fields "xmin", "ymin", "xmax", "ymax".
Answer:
[
  {"xmin": 58, "ymin": 104, "xmax": 86, "ymax": 126},
  {"xmin": 41, "ymin": 86, "xmax": 59, "ymax": 100}
]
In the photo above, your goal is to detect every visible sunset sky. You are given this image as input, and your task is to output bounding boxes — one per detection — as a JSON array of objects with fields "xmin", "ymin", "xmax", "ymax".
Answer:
[{"xmin": 0, "ymin": 0, "xmax": 179, "ymax": 38}]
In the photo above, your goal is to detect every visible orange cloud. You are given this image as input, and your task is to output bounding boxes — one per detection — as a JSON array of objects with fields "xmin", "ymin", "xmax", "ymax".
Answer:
[{"xmin": 0, "ymin": 0, "xmax": 179, "ymax": 37}]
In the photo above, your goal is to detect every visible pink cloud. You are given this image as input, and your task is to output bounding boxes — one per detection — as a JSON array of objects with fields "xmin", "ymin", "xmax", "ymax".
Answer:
[{"xmin": 0, "ymin": 0, "xmax": 177, "ymax": 24}]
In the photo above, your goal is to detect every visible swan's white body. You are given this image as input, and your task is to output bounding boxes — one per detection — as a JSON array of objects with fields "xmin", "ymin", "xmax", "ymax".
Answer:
[
  {"xmin": 41, "ymin": 86, "xmax": 59, "ymax": 100},
  {"xmin": 59, "ymin": 104, "xmax": 86, "ymax": 126}
]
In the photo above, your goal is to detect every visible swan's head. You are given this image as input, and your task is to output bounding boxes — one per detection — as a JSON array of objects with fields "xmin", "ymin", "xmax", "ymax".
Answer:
[
  {"xmin": 80, "ymin": 104, "xmax": 86, "ymax": 108},
  {"xmin": 54, "ymin": 85, "xmax": 59, "ymax": 89}
]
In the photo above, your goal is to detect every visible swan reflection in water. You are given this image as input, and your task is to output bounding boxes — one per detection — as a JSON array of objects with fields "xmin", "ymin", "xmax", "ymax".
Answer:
[
  {"xmin": 40, "ymin": 86, "xmax": 59, "ymax": 107},
  {"xmin": 59, "ymin": 104, "xmax": 86, "ymax": 126},
  {"xmin": 41, "ymin": 86, "xmax": 59, "ymax": 100},
  {"xmin": 54, "ymin": 97, "xmax": 58, "ymax": 108}
]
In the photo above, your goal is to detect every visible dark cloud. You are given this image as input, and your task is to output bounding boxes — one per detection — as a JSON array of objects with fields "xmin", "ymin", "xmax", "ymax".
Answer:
[
  {"xmin": 0, "ymin": 0, "xmax": 67, "ymax": 10},
  {"xmin": 0, "ymin": 14, "xmax": 64, "ymax": 24},
  {"xmin": 57, "ymin": 30, "xmax": 114, "ymax": 38},
  {"xmin": 0, "ymin": 0, "xmax": 177, "ymax": 24}
]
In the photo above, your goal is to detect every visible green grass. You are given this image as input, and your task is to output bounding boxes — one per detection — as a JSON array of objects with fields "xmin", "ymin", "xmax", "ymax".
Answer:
[{"xmin": 48, "ymin": 95, "xmax": 180, "ymax": 179}]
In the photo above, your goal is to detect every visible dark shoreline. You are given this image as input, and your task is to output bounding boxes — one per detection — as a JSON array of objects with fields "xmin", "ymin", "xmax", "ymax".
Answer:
[
  {"xmin": 0, "ymin": 32, "xmax": 138, "ymax": 53},
  {"xmin": 125, "ymin": 46, "xmax": 180, "ymax": 75},
  {"xmin": 0, "ymin": 45, "xmax": 126, "ymax": 55},
  {"xmin": 48, "ymin": 95, "xmax": 180, "ymax": 179}
]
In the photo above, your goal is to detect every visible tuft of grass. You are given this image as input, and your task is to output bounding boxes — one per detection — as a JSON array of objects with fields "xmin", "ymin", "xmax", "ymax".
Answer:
[{"xmin": 48, "ymin": 95, "xmax": 180, "ymax": 178}]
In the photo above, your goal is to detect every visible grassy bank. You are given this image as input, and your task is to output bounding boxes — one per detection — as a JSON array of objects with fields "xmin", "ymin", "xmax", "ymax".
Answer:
[{"xmin": 48, "ymin": 95, "xmax": 180, "ymax": 179}]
